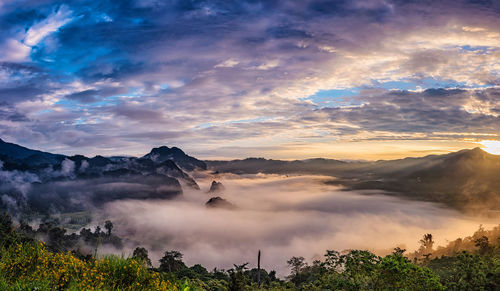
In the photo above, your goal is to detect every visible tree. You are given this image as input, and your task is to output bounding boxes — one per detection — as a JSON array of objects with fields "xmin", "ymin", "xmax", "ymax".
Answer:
[
  {"xmin": 420, "ymin": 233, "xmax": 434, "ymax": 252},
  {"xmin": 104, "ymin": 220, "xmax": 113, "ymax": 236},
  {"xmin": 132, "ymin": 247, "xmax": 151, "ymax": 267},
  {"xmin": 393, "ymin": 247, "xmax": 406, "ymax": 256},
  {"xmin": 190, "ymin": 264, "xmax": 210, "ymax": 280},
  {"xmin": 287, "ymin": 256, "xmax": 306, "ymax": 285},
  {"xmin": 159, "ymin": 250, "xmax": 186, "ymax": 273},
  {"xmin": 47, "ymin": 226, "xmax": 67, "ymax": 252},
  {"xmin": 419, "ymin": 233, "xmax": 435, "ymax": 262},
  {"xmin": 287, "ymin": 256, "xmax": 306, "ymax": 276},
  {"xmin": 374, "ymin": 254, "xmax": 443, "ymax": 290},
  {"xmin": 328, "ymin": 250, "xmax": 379, "ymax": 290},
  {"xmin": 0, "ymin": 212, "xmax": 16, "ymax": 247},
  {"xmin": 474, "ymin": 236, "xmax": 490, "ymax": 254},
  {"xmin": 0, "ymin": 212, "xmax": 13, "ymax": 235},
  {"xmin": 229, "ymin": 263, "xmax": 248, "ymax": 291},
  {"xmin": 324, "ymin": 250, "xmax": 341, "ymax": 271},
  {"xmin": 447, "ymin": 252, "xmax": 488, "ymax": 290}
]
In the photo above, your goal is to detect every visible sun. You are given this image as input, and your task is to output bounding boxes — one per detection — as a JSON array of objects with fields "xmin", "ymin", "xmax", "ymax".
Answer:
[{"xmin": 479, "ymin": 140, "xmax": 500, "ymax": 155}]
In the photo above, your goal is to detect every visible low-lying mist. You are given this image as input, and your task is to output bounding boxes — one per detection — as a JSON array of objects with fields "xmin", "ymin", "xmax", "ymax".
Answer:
[{"xmin": 98, "ymin": 174, "xmax": 496, "ymax": 277}]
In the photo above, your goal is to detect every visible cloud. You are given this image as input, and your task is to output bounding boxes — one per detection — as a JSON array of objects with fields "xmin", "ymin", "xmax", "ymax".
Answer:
[
  {"xmin": 318, "ymin": 88, "xmax": 500, "ymax": 138},
  {"xmin": 100, "ymin": 174, "xmax": 495, "ymax": 276},
  {"xmin": 214, "ymin": 59, "xmax": 239, "ymax": 68},
  {"xmin": 60, "ymin": 158, "xmax": 75, "ymax": 176},
  {"xmin": 65, "ymin": 86, "xmax": 126, "ymax": 103},
  {"xmin": 24, "ymin": 5, "xmax": 73, "ymax": 46},
  {"xmin": 0, "ymin": 39, "xmax": 31, "ymax": 62},
  {"xmin": 0, "ymin": 160, "xmax": 40, "ymax": 196},
  {"xmin": 0, "ymin": 102, "xmax": 29, "ymax": 122},
  {"xmin": 0, "ymin": 0, "xmax": 498, "ymax": 157}
]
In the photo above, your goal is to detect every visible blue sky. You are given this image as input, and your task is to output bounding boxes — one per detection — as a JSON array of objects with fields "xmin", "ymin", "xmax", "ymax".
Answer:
[{"xmin": 0, "ymin": 0, "xmax": 498, "ymax": 159}]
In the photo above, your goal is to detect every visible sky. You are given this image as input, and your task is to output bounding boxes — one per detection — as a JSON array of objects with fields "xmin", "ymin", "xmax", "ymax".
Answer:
[{"xmin": 0, "ymin": 0, "xmax": 499, "ymax": 160}]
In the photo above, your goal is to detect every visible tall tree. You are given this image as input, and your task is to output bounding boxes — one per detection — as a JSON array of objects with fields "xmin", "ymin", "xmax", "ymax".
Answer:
[
  {"xmin": 159, "ymin": 250, "xmax": 185, "ymax": 273},
  {"xmin": 287, "ymin": 256, "xmax": 306, "ymax": 284},
  {"xmin": 419, "ymin": 233, "xmax": 435, "ymax": 261},
  {"xmin": 229, "ymin": 263, "xmax": 248, "ymax": 291},
  {"xmin": 257, "ymin": 250, "xmax": 261, "ymax": 288},
  {"xmin": 104, "ymin": 220, "xmax": 113, "ymax": 236},
  {"xmin": 132, "ymin": 247, "xmax": 152, "ymax": 267}
]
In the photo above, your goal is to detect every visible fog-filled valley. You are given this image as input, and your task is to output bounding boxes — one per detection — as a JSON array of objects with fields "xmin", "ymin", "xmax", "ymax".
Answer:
[{"xmin": 99, "ymin": 174, "xmax": 497, "ymax": 277}]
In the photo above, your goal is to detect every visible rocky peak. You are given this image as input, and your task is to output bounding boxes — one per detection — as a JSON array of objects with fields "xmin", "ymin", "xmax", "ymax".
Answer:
[
  {"xmin": 205, "ymin": 196, "xmax": 235, "ymax": 209},
  {"xmin": 208, "ymin": 181, "xmax": 225, "ymax": 193},
  {"xmin": 142, "ymin": 146, "xmax": 207, "ymax": 171}
]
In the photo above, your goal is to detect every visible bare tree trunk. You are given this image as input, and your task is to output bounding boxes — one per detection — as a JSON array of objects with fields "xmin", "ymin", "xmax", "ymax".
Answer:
[{"xmin": 258, "ymin": 250, "xmax": 261, "ymax": 288}]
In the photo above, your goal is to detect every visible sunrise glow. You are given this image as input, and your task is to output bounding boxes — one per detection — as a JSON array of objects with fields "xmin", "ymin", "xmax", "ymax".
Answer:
[{"xmin": 480, "ymin": 140, "xmax": 500, "ymax": 155}]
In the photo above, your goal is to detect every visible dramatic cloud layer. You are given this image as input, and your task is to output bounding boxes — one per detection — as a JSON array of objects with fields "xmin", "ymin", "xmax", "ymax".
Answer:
[
  {"xmin": 100, "ymin": 174, "xmax": 497, "ymax": 276},
  {"xmin": 0, "ymin": 0, "xmax": 498, "ymax": 158}
]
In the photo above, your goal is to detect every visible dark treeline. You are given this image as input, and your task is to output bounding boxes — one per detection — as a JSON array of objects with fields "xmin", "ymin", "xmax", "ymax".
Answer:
[
  {"xmin": 1, "ymin": 212, "xmax": 499, "ymax": 290},
  {"xmin": 1, "ymin": 213, "xmax": 122, "ymax": 258}
]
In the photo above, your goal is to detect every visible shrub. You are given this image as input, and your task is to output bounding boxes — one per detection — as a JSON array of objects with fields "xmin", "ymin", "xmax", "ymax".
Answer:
[{"xmin": 0, "ymin": 241, "xmax": 188, "ymax": 290}]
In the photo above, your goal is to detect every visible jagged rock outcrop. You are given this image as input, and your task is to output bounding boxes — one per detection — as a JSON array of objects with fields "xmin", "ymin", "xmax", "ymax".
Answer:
[
  {"xmin": 205, "ymin": 196, "xmax": 236, "ymax": 209},
  {"xmin": 208, "ymin": 181, "xmax": 225, "ymax": 193}
]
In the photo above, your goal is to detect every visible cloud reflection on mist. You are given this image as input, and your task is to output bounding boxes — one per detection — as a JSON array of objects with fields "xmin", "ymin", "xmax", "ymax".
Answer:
[{"xmin": 101, "ymin": 174, "xmax": 495, "ymax": 276}]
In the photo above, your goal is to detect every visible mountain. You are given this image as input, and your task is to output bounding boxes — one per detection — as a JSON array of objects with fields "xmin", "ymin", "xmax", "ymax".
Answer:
[
  {"xmin": 205, "ymin": 196, "xmax": 236, "ymax": 209},
  {"xmin": 0, "ymin": 138, "xmax": 66, "ymax": 167},
  {"xmin": 332, "ymin": 148, "xmax": 499, "ymax": 212},
  {"xmin": 142, "ymin": 146, "xmax": 207, "ymax": 171},
  {"xmin": 206, "ymin": 157, "xmax": 346, "ymax": 175},
  {"xmin": 0, "ymin": 139, "xmax": 203, "ymax": 214},
  {"xmin": 207, "ymin": 148, "xmax": 500, "ymax": 213},
  {"xmin": 208, "ymin": 181, "xmax": 225, "ymax": 193},
  {"xmin": 2, "ymin": 138, "xmax": 497, "ymax": 214}
]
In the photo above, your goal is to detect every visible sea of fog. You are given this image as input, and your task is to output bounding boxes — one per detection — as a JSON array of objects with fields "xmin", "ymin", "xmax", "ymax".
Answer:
[{"xmin": 96, "ymin": 174, "xmax": 496, "ymax": 277}]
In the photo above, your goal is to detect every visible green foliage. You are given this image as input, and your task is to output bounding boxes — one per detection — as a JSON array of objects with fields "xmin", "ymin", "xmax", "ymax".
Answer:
[
  {"xmin": 0, "ymin": 212, "xmax": 18, "ymax": 248},
  {"xmin": 1, "ymin": 212, "xmax": 499, "ymax": 290},
  {"xmin": 291, "ymin": 250, "xmax": 443, "ymax": 290},
  {"xmin": 429, "ymin": 251, "xmax": 500, "ymax": 290},
  {"xmin": 0, "ymin": 241, "xmax": 187, "ymax": 290},
  {"xmin": 132, "ymin": 246, "xmax": 152, "ymax": 267},
  {"xmin": 229, "ymin": 263, "xmax": 249, "ymax": 291},
  {"xmin": 374, "ymin": 254, "xmax": 443, "ymax": 290},
  {"xmin": 160, "ymin": 250, "xmax": 187, "ymax": 273}
]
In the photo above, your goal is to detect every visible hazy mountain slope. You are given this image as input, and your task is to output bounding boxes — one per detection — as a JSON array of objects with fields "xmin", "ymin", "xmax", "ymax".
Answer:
[
  {"xmin": 342, "ymin": 148, "xmax": 499, "ymax": 212},
  {"xmin": 207, "ymin": 149, "xmax": 500, "ymax": 213},
  {"xmin": 0, "ymin": 138, "xmax": 66, "ymax": 167},
  {"xmin": 207, "ymin": 157, "xmax": 346, "ymax": 175}
]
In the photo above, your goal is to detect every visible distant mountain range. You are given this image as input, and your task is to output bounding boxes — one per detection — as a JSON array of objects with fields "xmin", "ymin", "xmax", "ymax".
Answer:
[
  {"xmin": 0, "ymin": 138, "xmax": 206, "ymax": 172},
  {"xmin": 0, "ymin": 138, "xmax": 66, "ymax": 167},
  {"xmin": 207, "ymin": 148, "xmax": 500, "ymax": 214},
  {"xmin": 0, "ymin": 138, "xmax": 206, "ymax": 214},
  {"xmin": 1, "ymin": 138, "xmax": 498, "ymax": 216}
]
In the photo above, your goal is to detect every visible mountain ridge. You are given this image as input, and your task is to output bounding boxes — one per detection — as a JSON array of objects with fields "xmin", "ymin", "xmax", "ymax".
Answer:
[
  {"xmin": 142, "ymin": 145, "xmax": 207, "ymax": 171},
  {"xmin": 207, "ymin": 147, "xmax": 500, "ymax": 214},
  {"xmin": 1, "ymin": 138, "xmax": 498, "ymax": 214},
  {"xmin": 0, "ymin": 138, "xmax": 204, "ymax": 214}
]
